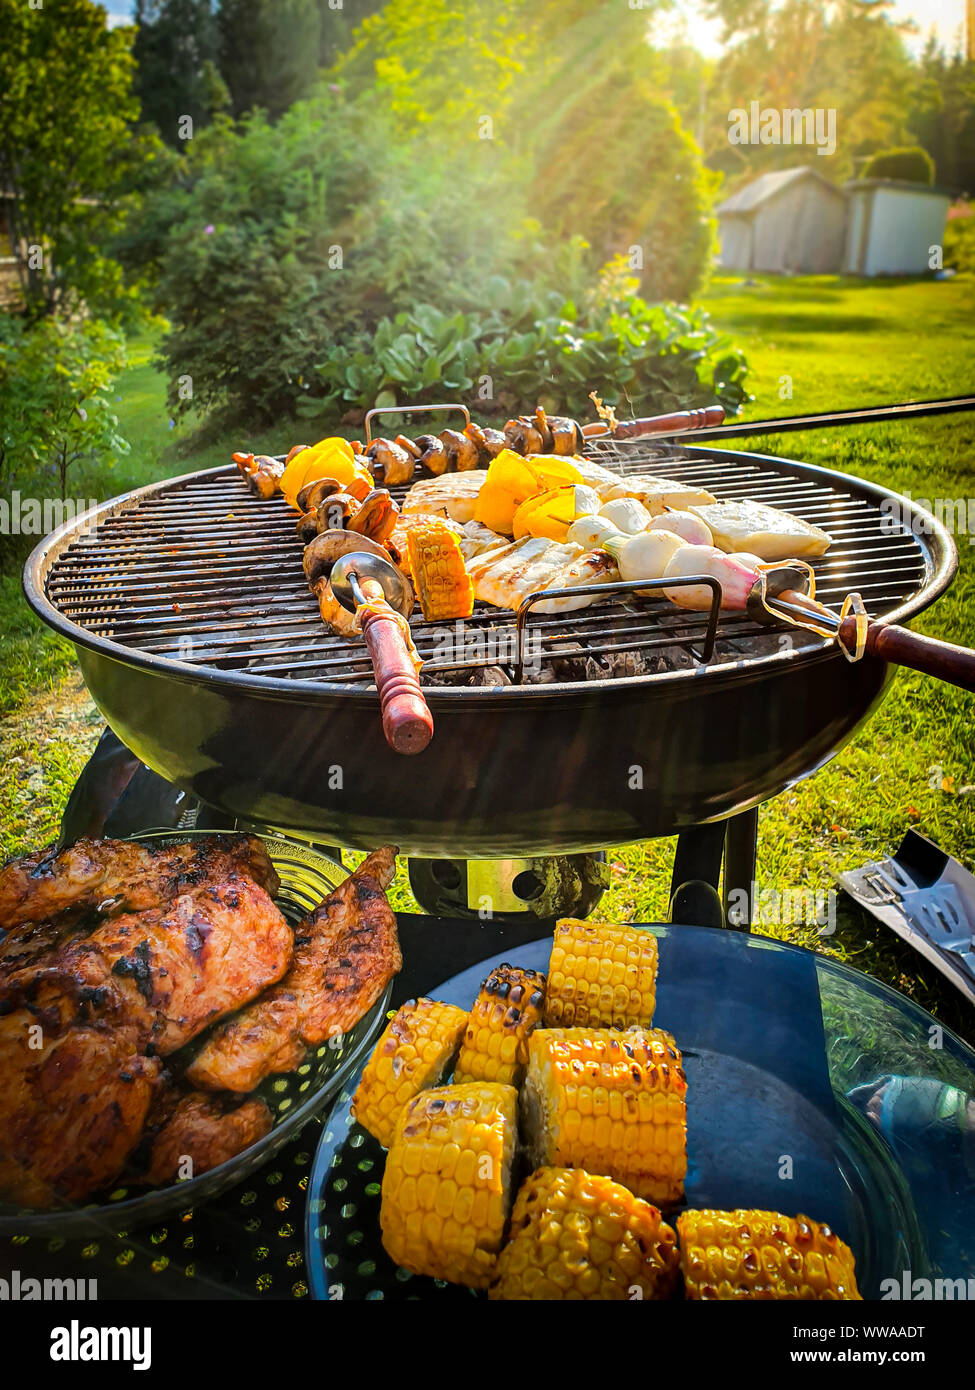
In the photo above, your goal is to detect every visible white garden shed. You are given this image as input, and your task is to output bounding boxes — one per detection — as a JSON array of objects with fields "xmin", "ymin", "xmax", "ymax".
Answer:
[
  {"xmin": 716, "ymin": 167, "xmax": 849, "ymax": 274},
  {"xmin": 843, "ymin": 179, "xmax": 952, "ymax": 276}
]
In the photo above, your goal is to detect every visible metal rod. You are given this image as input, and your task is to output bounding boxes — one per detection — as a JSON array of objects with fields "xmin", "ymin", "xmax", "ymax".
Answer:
[{"xmin": 648, "ymin": 395, "xmax": 975, "ymax": 441}]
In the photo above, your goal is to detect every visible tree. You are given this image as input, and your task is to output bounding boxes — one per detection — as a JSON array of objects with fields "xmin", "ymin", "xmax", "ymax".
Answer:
[
  {"xmin": 218, "ymin": 0, "xmax": 322, "ymax": 119},
  {"xmin": 908, "ymin": 38, "xmax": 975, "ymax": 194},
  {"xmin": 132, "ymin": 0, "xmax": 227, "ymax": 143},
  {"xmin": 0, "ymin": 0, "xmax": 139, "ymax": 318}
]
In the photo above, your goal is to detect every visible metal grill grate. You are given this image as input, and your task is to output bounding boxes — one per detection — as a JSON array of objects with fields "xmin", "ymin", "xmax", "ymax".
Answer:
[{"xmin": 43, "ymin": 443, "xmax": 930, "ymax": 687}]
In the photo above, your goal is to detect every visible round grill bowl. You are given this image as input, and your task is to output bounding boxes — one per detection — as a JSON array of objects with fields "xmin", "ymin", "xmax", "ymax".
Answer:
[{"xmin": 24, "ymin": 447, "xmax": 957, "ymax": 856}]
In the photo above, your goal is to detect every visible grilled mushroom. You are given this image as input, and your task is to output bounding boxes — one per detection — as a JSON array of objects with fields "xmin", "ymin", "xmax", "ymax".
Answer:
[
  {"xmin": 465, "ymin": 422, "xmax": 506, "ymax": 463},
  {"xmin": 504, "ymin": 416, "xmax": 544, "ymax": 456},
  {"xmin": 395, "ymin": 434, "xmax": 422, "ymax": 460},
  {"xmin": 414, "ymin": 434, "xmax": 449, "ymax": 476},
  {"xmin": 440, "ymin": 429, "xmax": 480, "ymax": 471},
  {"xmin": 547, "ymin": 415, "xmax": 584, "ymax": 455},
  {"xmin": 296, "ymin": 476, "xmax": 341, "ymax": 515},
  {"xmin": 234, "ymin": 453, "xmax": 285, "ymax": 499},
  {"xmin": 533, "ymin": 406, "xmax": 554, "ymax": 452},
  {"xmin": 347, "ymin": 489, "xmax": 400, "ymax": 545},
  {"xmin": 367, "ymin": 437, "xmax": 415, "ymax": 486},
  {"xmin": 303, "ymin": 530, "xmax": 413, "ymax": 634},
  {"xmin": 284, "ymin": 444, "xmax": 309, "ymax": 465}
]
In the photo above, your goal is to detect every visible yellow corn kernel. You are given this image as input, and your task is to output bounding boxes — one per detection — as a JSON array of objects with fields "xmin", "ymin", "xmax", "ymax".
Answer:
[
  {"xmin": 677, "ymin": 1209, "xmax": 862, "ymax": 1300},
  {"xmin": 406, "ymin": 518, "xmax": 474, "ymax": 620},
  {"xmin": 453, "ymin": 963, "xmax": 547, "ymax": 1088},
  {"xmin": 381, "ymin": 1082, "xmax": 518, "ymax": 1288},
  {"xmin": 522, "ymin": 1028, "xmax": 687, "ymax": 1208},
  {"xmin": 489, "ymin": 1166, "xmax": 680, "ymax": 1301},
  {"xmin": 545, "ymin": 918, "xmax": 658, "ymax": 1030},
  {"xmin": 351, "ymin": 998, "xmax": 468, "ymax": 1149}
]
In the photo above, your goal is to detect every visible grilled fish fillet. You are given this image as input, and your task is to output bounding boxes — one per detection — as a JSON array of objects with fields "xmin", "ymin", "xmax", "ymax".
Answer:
[
  {"xmin": 459, "ymin": 520, "xmax": 512, "ymax": 561},
  {"xmin": 689, "ymin": 500, "xmax": 832, "ymax": 559},
  {"xmin": 140, "ymin": 1091, "xmax": 273, "ymax": 1187},
  {"xmin": 403, "ymin": 472, "xmax": 487, "ymax": 524},
  {"xmin": 466, "ymin": 538, "xmax": 618, "ymax": 613},
  {"xmin": 186, "ymin": 848, "xmax": 401, "ymax": 1093},
  {"xmin": 0, "ymin": 833, "xmax": 279, "ymax": 931},
  {"xmin": 596, "ymin": 474, "xmax": 716, "ymax": 514},
  {"xmin": 0, "ymin": 1010, "xmax": 160, "ymax": 1208}
]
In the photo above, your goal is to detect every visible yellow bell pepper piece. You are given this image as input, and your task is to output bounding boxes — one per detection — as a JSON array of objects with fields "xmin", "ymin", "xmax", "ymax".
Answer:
[
  {"xmin": 512, "ymin": 485, "xmax": 580, "ymax": 541},
  {"xmin": 525, "ymin": 456, "xmax": 583, "ymax": 489},
  {"xmin": 281, "ymin": 439, "xmax": 364, "ymax": 509},
  {"xmin": 473, "ymin": 449, "xmax": 545, "ymax": 536}
]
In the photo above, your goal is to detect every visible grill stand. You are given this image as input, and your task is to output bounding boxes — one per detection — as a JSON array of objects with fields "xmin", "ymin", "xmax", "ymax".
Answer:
[{"xmin": 60, "ymin": 728, "xmax": 760, "ymax": 929}]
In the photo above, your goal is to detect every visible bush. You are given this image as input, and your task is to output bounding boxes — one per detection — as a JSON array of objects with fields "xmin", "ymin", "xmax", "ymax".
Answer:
[
  {"xmin": 0, "ymin": 315, "xmax": 129, "ymax": 500},
  {"xmin": 860, "ymin": 147, "xmax": 935, "ymax": 184},
  {"xmin": 301, "ymin": 260, "xmax": 749, "ymax": 423},
  {"xmin": 944, "ymin": 206, "xmax": 975, "ymax": 273}
]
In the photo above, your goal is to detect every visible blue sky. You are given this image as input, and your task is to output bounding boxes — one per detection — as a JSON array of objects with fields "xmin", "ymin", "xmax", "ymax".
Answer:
[{"xmin": 100, "ymin": 1, "xmax": 967, "ymax": 56}]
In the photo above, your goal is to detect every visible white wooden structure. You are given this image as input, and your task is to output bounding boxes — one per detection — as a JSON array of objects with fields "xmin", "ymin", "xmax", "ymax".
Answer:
[
  {"xmin": 716, "ymin": 167, "xmax": 849, "ymax": 274},
  {"xmin": 843, "ymin": 179, "xmax": 951, "ymax": 276}
]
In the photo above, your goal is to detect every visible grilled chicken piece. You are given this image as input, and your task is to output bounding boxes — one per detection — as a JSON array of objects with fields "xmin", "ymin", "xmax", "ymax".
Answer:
[
  {"xmin": 0, "ymin": 1009, "xmax": 160, "ymax": 1208},
  {"xmin": 465, "ymin": 422, "xmax": 506, "ymax": 463},
  {"xmin": 187, "ymin": 848, "xmax": 401, "ymax": 1093},
  {"xmin": 234, "ymin": 453, "xmax": 286, "ymax": 499},
  {"xmin": 403, "ymin": 472, "xmax": 487, "ymax": 524},
  {"xmin": 439, "ymin": 429, "xmax": 480, "ymax": 472},
  {"xmin": 413, "ymin": 435, "xmax": 449, "ymax": 476},
  {"xmin": 139, "ymin": 1091, "xmax": 273, "ymax": 1187},
  {"xmin": 0, "ymin": 833, "xmax": 279, "ymax": 933},
  {"xmin": 367, "ymin": 438, "xmax": 415, "ymax": 486},
  {"xmin": 467, "ymin": 538, "xmax": 618, "ymax": 613},
  {"xmin": 3, "ymin": 876, "xmax": 295, "ymax": 1057}
]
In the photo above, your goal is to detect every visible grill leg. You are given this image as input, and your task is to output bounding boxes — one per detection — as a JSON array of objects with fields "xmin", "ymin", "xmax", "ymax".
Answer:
[
  {"xmin": 670, "ymin": 822, "xmax": 726, "ymax": 925},
  {"xmin": 723, "ymin": 807, "xmax": 759, "ymax": 932}
]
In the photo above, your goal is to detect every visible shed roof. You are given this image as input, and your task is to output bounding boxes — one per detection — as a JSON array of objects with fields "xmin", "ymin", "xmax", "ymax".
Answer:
[{"xmin": 716, "ymin": 166, "xmax": 846, "ymax": 218}]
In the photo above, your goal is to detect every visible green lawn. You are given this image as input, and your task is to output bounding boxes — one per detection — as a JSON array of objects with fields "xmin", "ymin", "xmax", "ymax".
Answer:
[{"xmin": 2, "ymin": 274, "xmax": 975, "ymax": 1039}]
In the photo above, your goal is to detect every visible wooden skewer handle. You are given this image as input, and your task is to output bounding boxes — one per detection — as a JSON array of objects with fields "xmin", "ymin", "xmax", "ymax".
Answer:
[
  {"xmin": 356, "ymin": 588, "xmax": 434, "ymax": 755},
  {"xmin": 840, "ymin": 616, "xmax": 975, "ymax": 694},
  {"xmin": 781, "ymin": 590, "xmax": 975, "ymax": 695},
  {"xmin": 581, "ymin": 406, "xmax": 725, "ymax": 439}
]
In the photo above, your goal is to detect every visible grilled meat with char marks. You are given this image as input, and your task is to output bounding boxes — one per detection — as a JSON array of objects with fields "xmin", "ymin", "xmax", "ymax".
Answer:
[
  {"xmin": 187, "ymin": 847, "xmax": 401, "ymax": 1093},
  {"xmin": 2, "ymin": 875, "xmax": 294, "ymax": 1057},
  {"xmin": 138, "ymin": 1090, "xmax": 273, "ymax": 1187},
  {"xmin": 0, "ymin": 833, "xmax": 279, "ymax": 931}
]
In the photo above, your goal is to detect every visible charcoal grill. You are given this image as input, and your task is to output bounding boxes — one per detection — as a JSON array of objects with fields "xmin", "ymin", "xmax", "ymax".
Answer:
[{"xmin": 24, "ymin": 439, "xmax": 956, "ymax": 858}]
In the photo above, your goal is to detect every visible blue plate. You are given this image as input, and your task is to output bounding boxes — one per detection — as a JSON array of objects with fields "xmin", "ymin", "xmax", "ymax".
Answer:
[{"xmin": 306, "ymin": 926, "xmax": 975, "ymax": 1300}]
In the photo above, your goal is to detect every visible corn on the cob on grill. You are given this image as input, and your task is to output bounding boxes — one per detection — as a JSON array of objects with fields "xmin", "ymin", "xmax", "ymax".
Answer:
[
  {"xmin": 406, "ymin": 517, "xmax": 475, "ymax": 620},
  {"xmin": 453, "ymin": 963, "xmax": 547, "ymax": 1088},
  {"xmin": 677, "ymin": 1209, "xmax": 861, "ymax": 1300},
  {"xmin": 545, "ymin": 918, "xmax": 658, "ymax": 1030},
  {"xmin": 522, "ymin": 1027, "xmax": 687, "ymax": 1207},
  {"xmin": 351, "ymin": 998, "xmax": 469, "ymax": 1148},
  {"xmin": 489, "ymin": 1166, "xmax": 679, "ymax": 1301},
  {"xmin": 381, "ymin": 1082, "xmax": 518, "ymax": 1288}
]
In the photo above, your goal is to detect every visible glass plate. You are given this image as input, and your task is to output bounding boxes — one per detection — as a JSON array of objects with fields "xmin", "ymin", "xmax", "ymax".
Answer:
[
  {"xmin": 0, "ymin": 830, "xmax": 392, "ymax": 1238},
  {"xmin": 304, "ymin": 928, "xmax": 963, "ymax": 1301}
]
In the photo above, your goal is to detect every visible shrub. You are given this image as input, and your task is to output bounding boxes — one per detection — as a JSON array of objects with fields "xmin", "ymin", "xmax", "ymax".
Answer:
[
  {"xmin": 860, "ymin": 147, "xmax": 935, "ymax": 184},
  {"xmin": 0, "ymin": 316, "xmax": 129, "ymax": 500},
  {"xmin": 302, "ymin": 262, "xmax": 750, "ymax": 423},
  {"xmin": 944, "ymin": 205, "xmax": 975, "ymax": 273}
]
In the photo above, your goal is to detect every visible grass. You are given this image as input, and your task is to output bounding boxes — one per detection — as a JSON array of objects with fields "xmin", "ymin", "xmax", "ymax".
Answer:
[{"xmin": 2, "ymin": 274, "xmax": 975, "ymax": 1040}]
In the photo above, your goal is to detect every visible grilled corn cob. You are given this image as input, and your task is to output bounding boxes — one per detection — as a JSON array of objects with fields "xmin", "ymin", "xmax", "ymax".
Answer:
[
  {"xmin": 381, "ymin": 1082, "xmax": 518, "ymax": 1288},
  {"xmin": 453, "ymin": 964, "xmax": 547, "ymax": 1088},
  {"xmin": 677, "ymin": 1209, "xmax": 862, "ymax": 1300},
  {"xmin": 406, "ymin": 517, "xmax": 475, "ymax": 620},
  {"xmin": 489, "ymin": 1166, "xmax": 680, "ymax": 1301},
  {"xmin": 522, "ymin": 1028, "xmax": 687, "ymax": 1207},
  {"xmin": 351, "ymin": 998, "xmax": 469, "ymax": 1148},
  {"xmin": 545, "ymin": 918, "xmax": 658, "ymax": 1030}
]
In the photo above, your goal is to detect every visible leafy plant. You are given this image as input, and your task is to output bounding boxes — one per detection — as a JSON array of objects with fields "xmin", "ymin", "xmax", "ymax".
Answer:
[
  {"xmin": 860, "ymin": 146, "xmax": 936, "ymax": 184},
  {"xmin": 0, "ymin": 316, "xmax": 129, "ymax": 499}
]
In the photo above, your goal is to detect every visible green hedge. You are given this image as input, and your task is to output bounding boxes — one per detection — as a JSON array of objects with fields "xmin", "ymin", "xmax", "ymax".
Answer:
[{"xmin": 860, "ymin": 147, "xmax": 935, "ymax": 184}]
